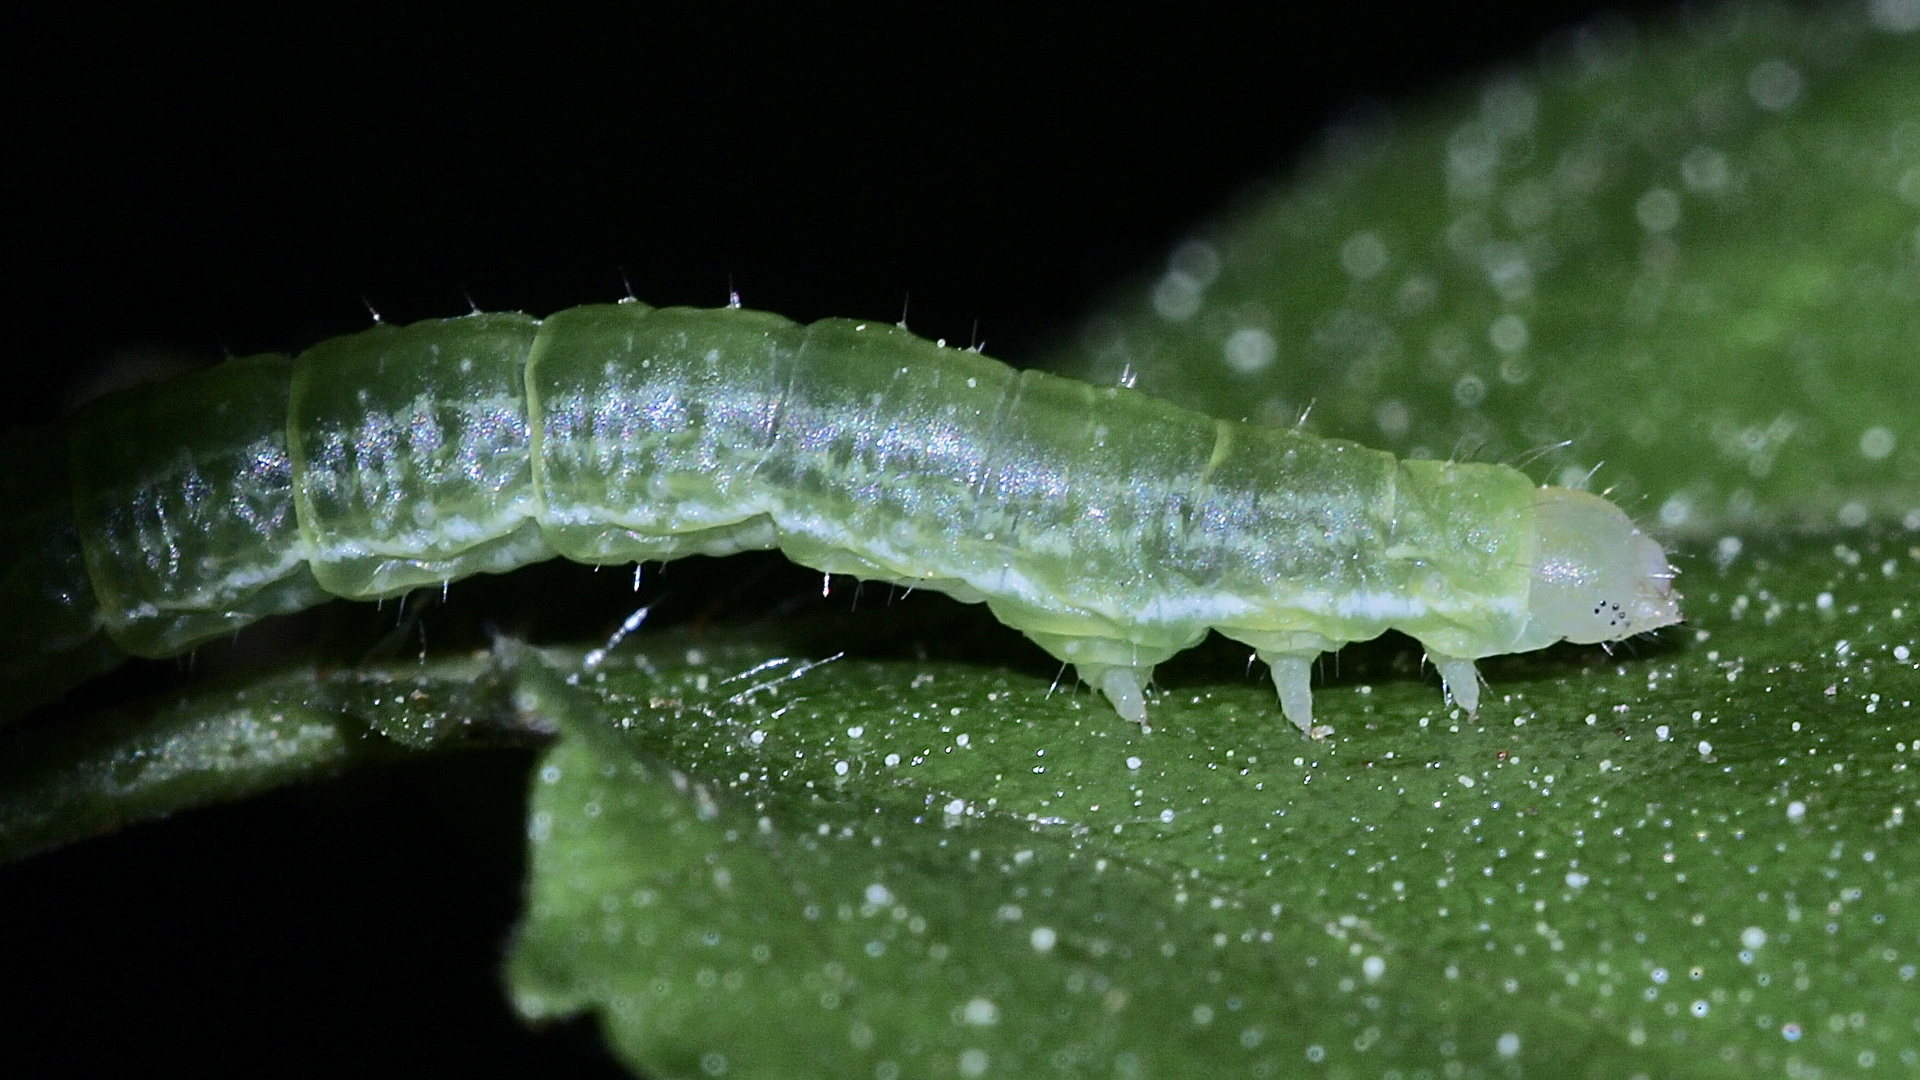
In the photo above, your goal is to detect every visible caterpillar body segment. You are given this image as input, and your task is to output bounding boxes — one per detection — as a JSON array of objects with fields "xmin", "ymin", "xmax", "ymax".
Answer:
[{"xmin": 10, "ymin": 301, "xmax": 1682, "ymax": 735}]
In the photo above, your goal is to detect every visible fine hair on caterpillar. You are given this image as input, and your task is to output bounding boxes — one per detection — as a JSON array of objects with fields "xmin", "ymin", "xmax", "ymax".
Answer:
[{"xmin": 2, "ymin": 300, "xmax": 1682, "ymax": 737}]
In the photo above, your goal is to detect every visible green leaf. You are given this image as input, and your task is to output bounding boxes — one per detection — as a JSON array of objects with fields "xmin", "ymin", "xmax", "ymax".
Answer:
[{"xmin": 500, "ymin": 518, "xmax": 1919, "ymax": 1078}]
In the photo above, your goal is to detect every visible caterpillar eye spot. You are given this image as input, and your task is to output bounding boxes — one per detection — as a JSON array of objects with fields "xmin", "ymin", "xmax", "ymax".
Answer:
[{"xmin": 14, "ymin": 302, "xmax": 1682, "ymax": 736}]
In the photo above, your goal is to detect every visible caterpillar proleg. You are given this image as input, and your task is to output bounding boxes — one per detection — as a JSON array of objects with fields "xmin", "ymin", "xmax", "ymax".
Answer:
[{"xmin": 4, "ymin": 301, "xmax": 1681, "ymax": 736}]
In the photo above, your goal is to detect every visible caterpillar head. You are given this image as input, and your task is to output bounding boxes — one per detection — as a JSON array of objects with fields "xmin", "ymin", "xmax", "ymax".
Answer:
[{"xmin": 1521, "ymin": 486, "xmax": 1681, "ymax": 646}]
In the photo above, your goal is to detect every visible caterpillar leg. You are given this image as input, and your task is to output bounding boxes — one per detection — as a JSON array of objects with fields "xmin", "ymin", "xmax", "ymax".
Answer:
[
  {"xmin": 1262, "ymin": 652, "xmax": 1321, "ymax": 738},
  {"xmin": 1429, "ymin": 653, "xmax": 1481, "ymax": 716},
  {"xmin": 1015, "ymin": 623, "xmax": 1195, "ymax": 733},
  {"xmin": 1230, "ymin": 632, "xmax": 1340, "ymax": 739},
  {"xmin": 1081, "ymin": 663, "xmax": 1153, "ymax": 732}
]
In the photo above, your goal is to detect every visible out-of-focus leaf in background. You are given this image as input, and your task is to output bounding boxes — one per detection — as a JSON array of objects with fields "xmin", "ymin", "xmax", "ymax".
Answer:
[
  {"xmin": 0, "ymin": 653, "xmax": 520, "ymax": 863},
  {"xmin": 1062, "ymin": 1, "xmax": 1920, "ymax": 536}
]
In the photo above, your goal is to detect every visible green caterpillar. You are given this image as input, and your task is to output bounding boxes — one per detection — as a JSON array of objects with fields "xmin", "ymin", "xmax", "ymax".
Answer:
[{"xmin": 2, "ymin": 301, "xmax": 1680, "ymax": 736}]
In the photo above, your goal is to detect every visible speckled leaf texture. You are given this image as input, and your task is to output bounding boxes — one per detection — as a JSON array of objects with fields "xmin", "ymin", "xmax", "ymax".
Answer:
[
  {"xmin": 4, "ymin": 3, "xmax": 1920, "ymax": 1078},
  {"xmin": 496, "ymin": 525, "xmax": 1918, "ymax": 1079}
]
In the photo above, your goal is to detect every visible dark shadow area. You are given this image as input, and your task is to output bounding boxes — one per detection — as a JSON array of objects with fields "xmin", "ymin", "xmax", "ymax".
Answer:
[
  {"xmin": 4, "ymin": 2, "xmax": 1683, "ymax": 428},
  {"xmin": 0, "ymin": 747, "xmax": 631, "ymax": 1078}
]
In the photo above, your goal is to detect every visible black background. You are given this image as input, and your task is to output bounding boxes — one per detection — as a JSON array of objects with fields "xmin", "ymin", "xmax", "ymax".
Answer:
[{"xmin": 1, "ymin": 3, "xmax": 1676, "ymax": 1075}]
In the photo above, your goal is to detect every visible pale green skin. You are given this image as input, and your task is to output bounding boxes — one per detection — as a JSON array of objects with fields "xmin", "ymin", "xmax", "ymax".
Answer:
[{"xmin": 8, "ymin": 302, "xmax": 1680, "ymax": 736}]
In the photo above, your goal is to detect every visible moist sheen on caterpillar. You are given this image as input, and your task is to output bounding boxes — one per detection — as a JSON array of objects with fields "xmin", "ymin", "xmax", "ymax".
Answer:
[{"xmin": 3, "ymin": 301, "xmax": 1681, "ymax": 736}]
